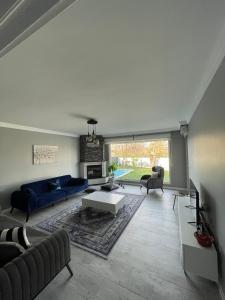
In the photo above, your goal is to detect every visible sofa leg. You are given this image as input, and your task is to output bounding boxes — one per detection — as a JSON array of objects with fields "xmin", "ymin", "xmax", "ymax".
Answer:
[
  {"xmin": 26, "ymin": 213, "xmax": 30, "ymax": 222},
  {"xmin": 147, "ymin": 189, "xmax": 149, "ymax": 194},
  {"xmin": 161, "ymin": 188, "xmax": 164, "ymax": 193},
  {"xmin": 66, "ymin": 263, "xmax": 73, "ymax": 277},
  {"xmin": 10, "ymin": 207, "xmax": 14, "ymax": 214}
]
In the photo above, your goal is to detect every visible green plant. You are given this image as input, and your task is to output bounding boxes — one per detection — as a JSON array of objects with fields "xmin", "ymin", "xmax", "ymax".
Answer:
[{"xmin": 108, "ymin": 163, "xmax": 118, "ymax": 174}]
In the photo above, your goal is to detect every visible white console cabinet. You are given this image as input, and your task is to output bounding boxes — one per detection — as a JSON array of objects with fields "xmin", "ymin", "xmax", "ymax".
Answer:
[{"xmin": 178, "ymin": 196, "xmax": 218, "ymax": 282}]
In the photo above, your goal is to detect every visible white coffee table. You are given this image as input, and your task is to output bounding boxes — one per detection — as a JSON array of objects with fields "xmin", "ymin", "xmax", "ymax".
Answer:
[{"xmin": 82, "ymin": 191, "xmax": 125, "ymax": 216}]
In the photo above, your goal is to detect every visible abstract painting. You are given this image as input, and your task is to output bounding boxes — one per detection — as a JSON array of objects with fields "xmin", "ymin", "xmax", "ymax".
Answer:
[{"xmin": 33, "ymin": 145, "xmax": 59, "ymax": 164}]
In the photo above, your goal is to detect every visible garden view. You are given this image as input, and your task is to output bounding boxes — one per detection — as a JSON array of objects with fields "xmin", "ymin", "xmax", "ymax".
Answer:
[{"xmin": 110, "ymin": 140, "xmax": 170, "ymax": 183}]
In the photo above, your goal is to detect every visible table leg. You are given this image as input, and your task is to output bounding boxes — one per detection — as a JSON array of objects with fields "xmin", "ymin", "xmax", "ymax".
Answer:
[{"xmin": 173, "ymin": 195, "xmax": 177, "ymax": 210}]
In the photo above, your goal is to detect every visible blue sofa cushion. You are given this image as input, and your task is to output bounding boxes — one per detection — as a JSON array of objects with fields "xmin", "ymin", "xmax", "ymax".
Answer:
[
  {"xmin": 38, "ymin": 190, "xmax": 66, "ymax": 207},
  {"xmin": 23, "ymin": 188, "xmax": 39, "ymax": 211},
  {"xmin": 67, "ymin": 178, "xmax": 87, "ymax": 186},
  {"xmin": 23, "ymin": 187, "xmax": 37, "ymax": 199},
  {"xmin": 61, "ymin": 185, "xmax": 85, "ymax": 195},
  {"xmin": 49, "ymin": 180, "xmax": 61, "ymax": 191},
  {"xmin": 22, "ymin": 180, "xmax": 49, "ymax": 194},
  {"xmin": 21, "ymin": 176, "xmax": 72, "ymax": 194},
  {"xmin": 54, "ymin": 175, "xmax": 72, "ymax": 187}
]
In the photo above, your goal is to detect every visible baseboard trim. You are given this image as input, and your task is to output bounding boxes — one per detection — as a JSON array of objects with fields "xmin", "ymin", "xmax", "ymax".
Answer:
[
  {"xmin": 165, "ymin": 186, "xmax": 188, "ymax": 193},
  {"xmin": 219, "ymin": 283, "xmax": 225, "ymax": 300}
]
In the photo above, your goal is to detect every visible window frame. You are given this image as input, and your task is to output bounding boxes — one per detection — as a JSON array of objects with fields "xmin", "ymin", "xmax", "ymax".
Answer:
[{"xmin": 108, "ymin": 138, "xmax": 171, "ymax": 184}]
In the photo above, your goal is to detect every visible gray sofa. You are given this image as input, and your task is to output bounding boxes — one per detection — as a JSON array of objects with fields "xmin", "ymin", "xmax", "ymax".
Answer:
[{"xmin": 0, "ymin": 215, "xmax": 73, "ymax": 300}]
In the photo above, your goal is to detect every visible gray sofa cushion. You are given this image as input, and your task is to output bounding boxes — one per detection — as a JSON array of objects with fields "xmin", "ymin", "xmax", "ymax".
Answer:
[{"xmin": 0, "ymin": 242, "xmax": 24, "ymax": 267}]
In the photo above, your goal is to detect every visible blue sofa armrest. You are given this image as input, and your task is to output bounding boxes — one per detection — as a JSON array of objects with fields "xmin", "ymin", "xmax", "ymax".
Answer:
[
  {"xmin": 11, "ymin": 189, "xmax": 39, "ymax": 213},
  {"xmin": 69, "ymin": 178, "xmax": 88, "ymax": 186}
]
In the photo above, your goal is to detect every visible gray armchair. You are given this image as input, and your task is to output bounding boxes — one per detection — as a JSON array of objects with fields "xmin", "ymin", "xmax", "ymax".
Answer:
[
  {"xmin": 140, "ymin": 166, "xmax": 164, "ymax": 194},
  {"xmin": 0, "ymin": 215, "xmax": 73, "ymax": 300}
]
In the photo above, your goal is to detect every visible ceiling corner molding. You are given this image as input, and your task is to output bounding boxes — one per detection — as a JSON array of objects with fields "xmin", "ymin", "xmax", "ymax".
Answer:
[
  {"xmin": 0, "ymin": 0, "xmax": 80, "ymax": 58},
  {"xmin": 187, "ymin": 23, "xmax": 225, "ymax": 123},
  {"xmin": 0, "ymin": 121, "xmax": 79, "ymax": 137}
]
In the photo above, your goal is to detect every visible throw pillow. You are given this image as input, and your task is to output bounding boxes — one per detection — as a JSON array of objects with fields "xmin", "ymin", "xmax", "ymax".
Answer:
[
  {"xmin": 0, "ymin": 242, "xmax": 24, "ymax": 267},
  {"xmin": 151, "ymin": 171, "xmax": 159, "ymax": 178},
  {"xmin": 0, "ymin": 226, "xmax": 31, "ymax": 249},
  {"xmin": 49, "ymin": 180, "xmax": 61, "ymax": 191}
]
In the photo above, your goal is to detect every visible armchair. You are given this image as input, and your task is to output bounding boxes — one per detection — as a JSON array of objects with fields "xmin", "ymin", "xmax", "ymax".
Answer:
[
  {"xmin": 140, "ymin": 166, "xmax": 164, "ymax": 194},
  {"xmin": 0, "ymin": 214, "xmax": 73, "ymax": 300}
]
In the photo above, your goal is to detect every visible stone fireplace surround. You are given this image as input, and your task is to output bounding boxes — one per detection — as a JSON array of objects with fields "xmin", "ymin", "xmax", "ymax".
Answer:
[
  {"xmin": 79, "ymin": 135, "xmax": 108, "ymax": 185},
  {"xmin": 80, "ymin": 135, "xmax": 105, "ymax": 162}
]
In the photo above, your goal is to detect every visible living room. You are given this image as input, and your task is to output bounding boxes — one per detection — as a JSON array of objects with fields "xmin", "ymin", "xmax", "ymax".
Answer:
[{"xmin": 0, "ymin": 1, "xmax": 225, "ymax": 300}]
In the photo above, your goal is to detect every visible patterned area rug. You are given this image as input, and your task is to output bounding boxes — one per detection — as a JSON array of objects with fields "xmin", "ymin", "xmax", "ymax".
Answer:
[{"xmin": 36, "ymin": 192, "xmax": 145, "ymax": 258}]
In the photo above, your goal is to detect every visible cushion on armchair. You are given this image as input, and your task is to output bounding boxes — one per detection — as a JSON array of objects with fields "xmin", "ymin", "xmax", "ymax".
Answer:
[
  {"xmin": 151, "ymin": 172, "xmax": 159, "ymax": 178},
  {"xmin": 0, "ymin": 226, "xmax": 31, "ymax": 249}
]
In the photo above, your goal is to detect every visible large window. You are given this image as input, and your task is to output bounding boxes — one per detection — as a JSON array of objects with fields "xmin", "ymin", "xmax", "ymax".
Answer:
[{"xmin": 110, "ymin": 139, "xmax": 170, "ymax": 183}]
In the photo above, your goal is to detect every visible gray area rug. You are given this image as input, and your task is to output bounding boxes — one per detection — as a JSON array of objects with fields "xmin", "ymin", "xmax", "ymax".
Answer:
[{"xmin": 36, "ymin": 192, "xmax": 145, "ymax": 258}]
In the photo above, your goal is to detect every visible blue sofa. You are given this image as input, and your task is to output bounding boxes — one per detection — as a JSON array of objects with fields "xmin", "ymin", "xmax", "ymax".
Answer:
[{"xmin": 11, "ymin": 175, "xmax": 88, "ymax": 221}]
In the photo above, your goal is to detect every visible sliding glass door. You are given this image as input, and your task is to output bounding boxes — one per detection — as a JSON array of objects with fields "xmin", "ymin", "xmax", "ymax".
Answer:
[{"xmin": 109, "ymin": 139, "xmax": 170, "ymax": 183}]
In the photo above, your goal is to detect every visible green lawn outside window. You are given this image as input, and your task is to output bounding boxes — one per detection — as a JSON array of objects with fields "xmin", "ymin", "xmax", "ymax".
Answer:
[{"xmin": 114, "ymin": 167, "xmax": 170, "ymax": 183}]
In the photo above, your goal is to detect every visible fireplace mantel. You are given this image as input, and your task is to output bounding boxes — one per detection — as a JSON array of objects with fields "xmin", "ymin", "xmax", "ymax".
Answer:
[{"xmin": 80, "ymin": 161, "xmax": 108, "ymax": 185}]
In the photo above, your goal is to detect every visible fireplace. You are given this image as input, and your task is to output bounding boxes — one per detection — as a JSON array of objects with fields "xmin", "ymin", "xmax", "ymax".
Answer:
[
  {"xmin": 87, "ymin": 165, "xmax": 102, "ymax": 179},
  {"xmin": 80, "ymin": 161, "xmax": 108, "ymax": 185}
]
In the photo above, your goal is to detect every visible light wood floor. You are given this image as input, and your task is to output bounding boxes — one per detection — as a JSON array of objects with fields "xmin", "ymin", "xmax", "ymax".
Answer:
[{"xmin": 4, "ymin": 186, "xmax": 220, "ymax": 300}]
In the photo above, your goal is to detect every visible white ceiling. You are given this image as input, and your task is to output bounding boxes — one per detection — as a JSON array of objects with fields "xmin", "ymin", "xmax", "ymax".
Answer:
[{"xmin": 0, "ymin": 0, "xmax": 225, "ymax": 136}]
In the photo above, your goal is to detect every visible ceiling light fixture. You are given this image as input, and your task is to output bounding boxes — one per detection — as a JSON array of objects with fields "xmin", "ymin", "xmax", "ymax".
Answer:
[{"xmin": 86, "ymin": 119, "xmax": 99, "ymax": 147}]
